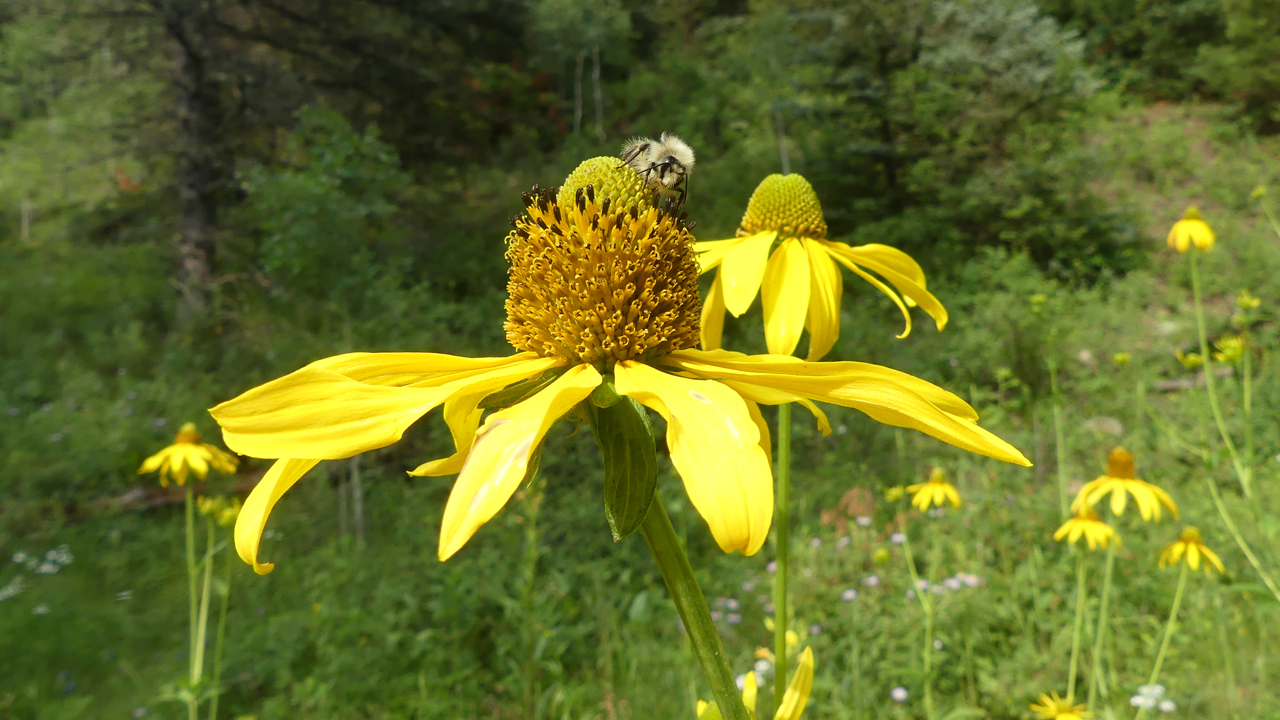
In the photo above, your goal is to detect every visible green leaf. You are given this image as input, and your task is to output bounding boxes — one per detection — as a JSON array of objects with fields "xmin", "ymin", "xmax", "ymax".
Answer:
[
  {"xmin": 479, "ymin": 368, "xmax": 564, "ymax": 410},
  {"xmin": 586, "ymin": 395, "xmax": 657, "ymax": 542}
]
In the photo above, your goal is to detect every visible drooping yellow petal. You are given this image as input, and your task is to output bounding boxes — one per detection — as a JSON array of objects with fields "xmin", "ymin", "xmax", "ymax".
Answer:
[
  {"xmin": 1186, "ymin": 544, "xmax": 1201, "ymax": 570},
  {"xmin": 438, "ymin": 364, "xmax": 601, "ymax": 560},
  {"xmin": 761, "ymin": 238, "xmax": 811, "ymax": 356},
  {"xmin": 803, "ymin": 239, "xmax": 843, "ymax": 361},
  {"xmin": 408, "ymin": 397, "xmax": 485, "ymax": 477},
  {"xmin": 212, "ymin": 354, "xmax": 558, "ymax": 460},
  {"xmin": 138, "ymin": 446, "xmax": 175, "ymax": 475},
  {"xmin": 183, "ymin": 446, "xmax": 210, "ymax": 482},
  {"xmin": 614, "ymin": 360, "xmax": 773, "ymax": 555},
  {"xmin": 744, "ymin": 399, "xmax": 772, "ymax": 466},
  {"xmin": 775, "ymin": 646, "xmax": 815, "ymax": 720},
  {"xmin": 664, "ymin": 349, "xmax": 1029, "ymax": 467},
  {"xmin": 826, "ymin": 242, "xmax": 949, "ymax": 332},
  {"xmin": 720, "ymin": 380, "xmax": 832, "ymax": 436},
  {"xmin": 1202, "ymin": 545, "xmax": 1225, "ymax": 573},
  {"xmin": 826, "ymin": 250, "xmax": 913, "ymax": 339},
  {"xmin": 701, "ymin": 273, "xmax": 727, "ymax": 351},
  {"xmin": 235, "ymin": 458, "xmax": 321, "ymax": 575},
  {"xmin": 720, "ymin": 231, "xmax": 778, "ymax": 317}
]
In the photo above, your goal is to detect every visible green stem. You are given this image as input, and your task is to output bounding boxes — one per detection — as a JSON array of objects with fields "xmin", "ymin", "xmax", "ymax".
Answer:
[
  {"xmin": 1205, "ymin": 479, "xmax": 1280, "ymax": 604},
  {"xmin": 522, "ymin": 477, "xmax": 543, "ymax": 718},
  {"xmin": 1243, "ymin": 331, "xmax": 1253, "ymax": 483},
  {"xmin": 208, "ymin": 535, "xmax": 232, "ymax": 720},
  {"xmin": 1189, "ymin": 248, "xmax": 1251, "ymax": 496},
  {"xmin": 898, "ymin": 506, "xmax": 934, "ymax": 720},
  {"xmin": 184, "ymin": 489, "xmax": 198, "ymax": 685},
  {"xmin": 1134, "ymin": 563, "xmax": 1189, "ymax": 720},
  {"xmin": 1049, "ymin": 363, "xmax": 1069, "ymax": 520},
  {"xmin": 773, "ymin": 402, "xmax": 792, "ymax": 711},
  {"xmin": 1087, "ymin": 540, "xmax": 1117, "ymax": 707},
  {"xmin": 193, "ymin": 519, "xmax": 214, "ymax": 684},
  {"xmin": 1067, "ymin": 551, "xmax": 1088, "ymax": 702},
  {"xmin": 641, "ymin": 493, "xmax": 749, "ymax": 720},
  {"xmin": 1260, "ymin": 196, "xmax": 1280, "ymax": 241}
]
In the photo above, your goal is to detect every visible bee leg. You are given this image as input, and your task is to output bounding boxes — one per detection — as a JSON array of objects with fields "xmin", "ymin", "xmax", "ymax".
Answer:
[{"xmin": 617, "ymin": 143, "xmax": 650, "ymax": 169}]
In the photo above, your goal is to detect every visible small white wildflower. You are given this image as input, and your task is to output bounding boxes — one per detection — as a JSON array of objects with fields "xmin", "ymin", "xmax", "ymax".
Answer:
[
  {"xmin": 890, "ymin": 687, "xmax": 909, "ymax": 703},
  {"xmin": 725, "ymin": 598, "xmax": 741, "ymax": 611},
  {"xmin": 0, "ymin": 575, "xmax": 25, "ymax": 601},
  {"xmin": 836, "ymin": 536, "xmax": 851, "ymax": 549},
  {"xmin": 855, "ymin": 515, "xmax": 872, "ymax": 528},
  {"xmin": 862, "ymin": 575, "xmax": 881, "ymax": 587},
  {"xmin": 742, "ymin": 581, "xmax": 755, "ymax": 592},
  {"xmin": 836, "ymin": 424, "xmax": 848, "ymax": 435},
  {"xmin": 735, "ymin": 674, "xmax": 748, "ymax": 691},
  {"xmin": 753, "ymin": 659, "xmax": 773, "ymax": 676},
  {"xmin": 117, "ymin": 590, "xmax": 134, "ymax": 601},
  {"xmin": 933, "ymin": 639, "xmax": 943, "ymax": 650},
  {"xmin": 1158, "ymin": 700, "xmax": 1176, "ymax": 713},
  {"xmin": 34, "ymin": 561, "xmax": 60, "ymax": 575},
  {"xmin": 891, "ymin": 532, "xmax": 905, "ymax": 544},
  {"xmin": 766, "ymin": 560, "xmax": 777, "ymax": 573},
  {"xmin": 841, "ymin": 588, "xmax": 859, "ymax": 602},
  {"xmin": 915, "ymin": 579, "xmax": 930, "ymax": 590},
  {"xmin": 944, "ymin": 577, "xmax": 962, "ymax": 590},
  {"xmin": 809, "ymin": 624, "xmax": 822, "ymax": 636},
  {"xmin": 810, "ymin": 537, "xmax": 822, "ymax": 548},
  {"xmin": 32, "ymin": 603, "xmax": 51, "ymax": 615},
  {"xmin": 726, "ymin": 613, "xmax": 743, "ymax": 625}
]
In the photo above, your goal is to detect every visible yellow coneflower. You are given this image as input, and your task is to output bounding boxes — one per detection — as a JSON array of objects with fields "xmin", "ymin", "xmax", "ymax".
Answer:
[
  {"xmin": 1030, "ymin": 692, "xmax": 1091, "ymax": 720},
  {"xmin": 1175, "ymin": 348, "xmax": 1203, "ymax": 370},
  {"xmin": 695, "ymin": 174, "xmax": 946, "ymax": 359},
  {"xmin": 138, "ymin": 422, "xmax": 238, "ymax": 487},
  {"xmin": 907, "ymin": 467, "xmax": 961, "ymax": 511},
  {"xmin": 1159, "ymin": 527, "xmax": 1225, "ymax": 574},
  {"xmin": 1213, "ymin": 335, "xmax": 1244, "ymax": 365},
  {"xmin": 1071, "ymin": 448, "xmax": 1178, "ymax": 522},
  {"xmin": 1167, "ymin": 207, "xmax": 1214, "ymax": 253},
  {"xmin": 211, "ymin": 159, "xmax": 1030, "ymax": 575},
  {"xmin": 697, "ymin": 647, "xmax": 815, "ymax": 720},
  {"xmin": 1112, "ymin": 352, "xmax": 1131, "ymax": 367},
  {"xmin": 1054, "ymin": 508, "xmax": 1118, "ymax": 551},
  {"xmin": 1237, "ymin": 290, "xmax": 1260, "ymax": 310},
  {"xmin": 198, "ymin": 496, "xmax": 243, "ymax": 528}
]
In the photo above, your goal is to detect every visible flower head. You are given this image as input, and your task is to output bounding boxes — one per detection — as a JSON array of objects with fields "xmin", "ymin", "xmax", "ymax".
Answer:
[
  {"xmin": 1167, "ymin": 207, "xmax": 1214, "ymax": 253},
  {"xmin": 1112, "ymin": 352, "xmax": 1131, "ymax": 367},
  {"xmin": 696, "ymin": 174, "xmax": 947, "ymax": 359},
  {"xmin": 198, "ymin": 496, "xmax": 242, "ymax": 528},
  {"xmin": 1159, "ymin": 526, "xmax": 1225, "ymax": 573},
  {"xmin": 1071, "ymin": 447, "xmax": 1178, "ymax": 522},
  {"xmin": 138, "ymin": 422, "xmax": 238, "ymax": 487},
  {"xmin": 212, "ymin": 159, "xmax": 1029, "ymax": 574},
  {"xmin": 1031, "ymin": 692, "xmax": 1092, "ymax": 720},
  {"xmin": 1237, "ymin": 290, "xmax": 1260, "ymax": 310},
  {"xmin": 907, "ymin": 468, "xmax": 961, "ymax": 511},
  {"xmin": 1213, "ymin": 335, "xmax": 1244, "ymax": 365},
  {"xmin": 696, "ymin": 646, "xmax": 814, "ymax": 720},
  {"xmin": 1175, "ymin": 349, "xmax": 1203, "ymax": 370},
  {"xmin": 1054, "ymin": 508, "xmax": 1118, "ymax": 550}
]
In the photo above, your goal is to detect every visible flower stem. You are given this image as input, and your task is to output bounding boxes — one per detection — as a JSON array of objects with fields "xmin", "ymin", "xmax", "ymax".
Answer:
[
  {"xmin": 1087, "ymin": 540, "xmax": 1117, "ymax": 707},
  {"xmin": 641, "ymin": 492, "xmax": 749, "ymax": 720},
  {"xmin": 1134, "ymin": 562, "xmax": 1189, "ymax": 720},
  {"xmin": 193, "ymin": 518, "xmax": 214, "ymax": 684},
  {"xmin": 1048, "ymin": 362, "xmax": 1069, "ymax": 520},
  {"xmin": 1067, "ymin": 551, "xmax": 1088, "ymax": 702},
  {"xmin": 1205, "ymin": 479, "xmax": 1280, "ymax": 604},
  {"xmin": 898, "ymin": 507, "xmax": 934, "ymax": 720},
  {"xmin": 184, "ymin": 488, "xmax": 199, "ymax": 684},
  {"xmin": 773, "ymin": 402, "xmax": 792, "ymax": 710},
  {"xmin": 1189, "ymin": 248, "xmax": 1251, "ymax": 496},
  {"xmin": 1243, "ymin": 330, "xmax": 1254, "ymax": 484},
  {"xmin": 207, "ymin": 535, "xmax": 232, "ymax": 720}
]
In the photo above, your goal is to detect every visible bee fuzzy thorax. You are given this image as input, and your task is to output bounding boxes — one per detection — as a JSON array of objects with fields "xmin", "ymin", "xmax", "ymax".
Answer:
[{"xmin": 618, "ymin": 132, "xmax": 695, "ymax": 209}]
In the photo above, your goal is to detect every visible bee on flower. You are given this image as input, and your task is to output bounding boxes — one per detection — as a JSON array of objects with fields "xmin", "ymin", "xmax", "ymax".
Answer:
[{"xmin": 138, "ymin": 422, "xmax": 238, "ymax": 487}]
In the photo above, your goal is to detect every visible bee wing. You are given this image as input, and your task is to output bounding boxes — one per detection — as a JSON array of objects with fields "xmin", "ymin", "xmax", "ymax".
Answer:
[{"xmin": 619, "ymin": 138, "xmax": 652, "ymax": 166}]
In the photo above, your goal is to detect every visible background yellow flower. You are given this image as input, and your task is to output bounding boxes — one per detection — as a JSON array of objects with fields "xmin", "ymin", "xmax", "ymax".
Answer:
[{"xmin": 137, "ymin": 422, "xmax": 238, "ymax": 487}]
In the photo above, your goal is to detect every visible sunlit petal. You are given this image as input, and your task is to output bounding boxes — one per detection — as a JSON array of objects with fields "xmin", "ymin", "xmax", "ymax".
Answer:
[
  {"xmin": 804, "ymin": 240, "xmax": 843, "ymax": 361},
  {"xmin": 664, "ymin": 350, "xmax": 1028, "ymax": 465},
  {"xmin": 615, "ymin": 360, "xmax": 773, "ymax": 555},
  {"xmin": 701, "ymin": 273, "xmax": 727, "ymax": 351},
  {"xmin": 826, "ymin": 242, "xmax": 949, "ymax": 331},
  {"xmin": 744, "ymin": 399, "xmax": 772, "ymax": 466},
  {"xmin": 761, "ymin": 238, "xmax": 811, "ymax": 356},
  {"xmin": 693, "ymin": 237, "xmax": 745, "ymax": 273},
  {"xmin": 212, "ymin": 354, "xmax": 558, "ymax": 460},
  {"xmin": 438, "ymin": 364, "xmax": 601, "ymax": 560},
  {"xmin": 236, "ymin": 458, "xmax": 321, "ymax": 575},
  {"xmin": 743, "ymin": 671, "xmax": 758, "ymax": 713},
  {"xmin": 408, "ymin": 398, "xmax": 485, "ymax": 477},
  {"xmin": 776, "ymin": 646, "xmax": 815, "ymax": 720},
  {"xmin": 720, "ymin": 231, "xmax": 778, "ymax": 317}
]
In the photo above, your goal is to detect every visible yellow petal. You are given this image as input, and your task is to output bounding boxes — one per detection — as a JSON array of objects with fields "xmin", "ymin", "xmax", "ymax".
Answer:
[
  {"xmin": 761, "ymin": 238, "xmax": 811, "ymax": 356},
  {"xmin": 696, "ymin": 700, "xmax": 710, "ymax": 719},
  {"xmin": 743, "ymin": 671, "xmax": 758, "ymax": 713},
  {"xmin": 138, "ymin": 446, "xmax": 175, "ymax": 475},
  {"xmin": 1202, "ymin": 545, "xmax": 1225, "ymax": 573},
  {"xmin": 664, "ymin": 350, "xmax": 1027, "ymax": 466},
  {"xmin": 944, "ymin": 484, "xmax": 962, "ymax": 508},
  {"xmin": 701, "ymin": 272, "xmax": 727, "ymax": 351},
  {"xmin": 184, "ymin": 446, "xmax": 210, "ymax": 481},
  {"xmin": 235, "ymin": 458, "xmax": 321, "ymax": 574},
  {"xmin": 743, "ymin": 399, "xmax": 773, "ymax": 466},
  {"xmin": 213, "ymin": 354, "xmax": 557, "ymax": 460},
  {"xmin": 438, "ymin": 364, "xmax": 601, "ymax": 560},
  {"xmin": 694, "ymin": 237, "xmax": 746, "ymax": 274},
  {"xmin": 614, "ymin": 360, "xmax": 773, "ymax": 555},
  {"xmin": 827, "ymin": 242, "xmax": 949, "ymax": 331},
  {"xmin": 825, "ymin": 248, "xmax": 913, "ymax": 338},
  {"xmin": 721, "ymin": 231, "xmax": 778, "ymax": 317},
  {"xmin": 804, "ymin": 240, "xmax": 843, "ymax": 361},
  {"xmin": 408, "ymin": 398, "xmax": 484, "ymax": 477},
  {"xmin": 775, "ymin": 646, "xmax": 814, "ymax": 720},
  {"xmin": 722, "ymin": 380, "xmax": 832, "ymax": 436},
  {"xmin": 1186, "ymin": 544, "xmax": 1201, "ymax": 570},
  {"xmin": 1110, "ymin": 485, "xmax": 1129, "ymax": 517}
]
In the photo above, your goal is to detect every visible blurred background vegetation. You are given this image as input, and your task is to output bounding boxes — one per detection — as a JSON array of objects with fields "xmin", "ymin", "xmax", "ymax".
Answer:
[{"xmin": 1, "ymin": 0, "xmax": 1279, "ymax": 718}]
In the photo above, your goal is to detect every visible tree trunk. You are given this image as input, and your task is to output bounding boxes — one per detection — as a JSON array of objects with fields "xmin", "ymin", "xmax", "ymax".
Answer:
[
  {"xmin": 573, "ymin": 50, "xmax": 585, "ymax": 135},
  {"xmin": 592, "ymin": 46, "xmax": 604, "ymax": 141},
  {"xmin": 349, "ymin": 455, "xmax": 365, "ymax": 550}
]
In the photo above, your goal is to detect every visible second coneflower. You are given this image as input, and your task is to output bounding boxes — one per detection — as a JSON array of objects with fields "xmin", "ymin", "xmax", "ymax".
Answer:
[
  {"xmin": 1071, "ymin": 448, "xmax": 1177, "ymax": 522},
  {"xmin": 694, "ymin": 174, "xmax": 946, "ymax": 359},
  {"xmin": 907, "ymin": 468, "xmax": 961, "ymax": 512}
]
